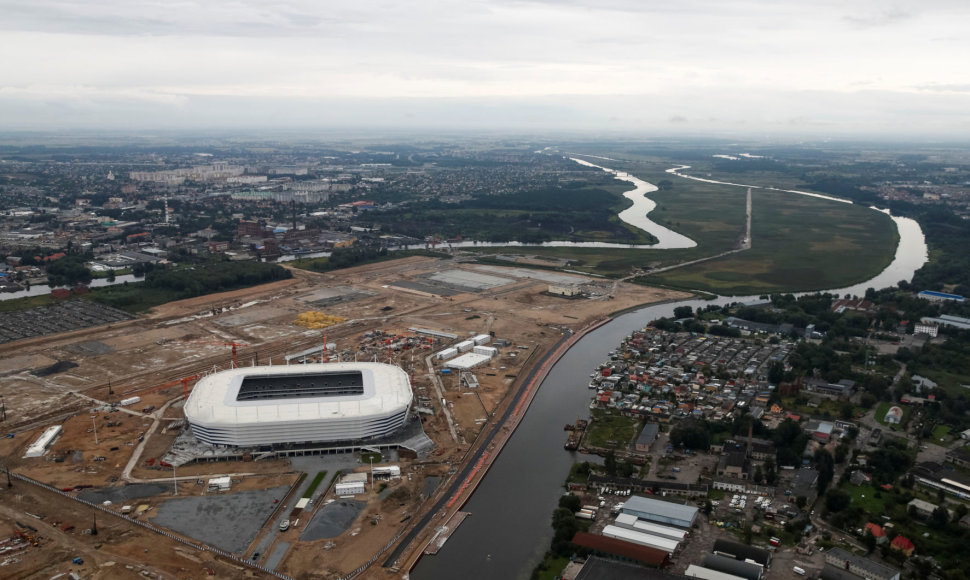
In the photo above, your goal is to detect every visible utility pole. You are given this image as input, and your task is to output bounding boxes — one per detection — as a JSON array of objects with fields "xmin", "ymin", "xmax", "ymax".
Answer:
[
  {"xmin": 172, "ymin": 464, "xmax": 178, "ymax": 496},
  {"xmin": 92, "ymin": 415, "xmax": 98, "ymax": 446}
]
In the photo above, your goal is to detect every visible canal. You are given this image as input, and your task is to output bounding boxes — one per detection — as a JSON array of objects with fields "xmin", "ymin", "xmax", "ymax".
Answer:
[{"xmin": 411, "ymin": 215, "xmax": 927, "ymax": 579}]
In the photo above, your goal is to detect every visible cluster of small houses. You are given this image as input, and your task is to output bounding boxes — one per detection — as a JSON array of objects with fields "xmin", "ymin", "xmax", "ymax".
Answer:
[{"xmin": 587, "ymin": 329, "xmax": 796, "ymax": 423}]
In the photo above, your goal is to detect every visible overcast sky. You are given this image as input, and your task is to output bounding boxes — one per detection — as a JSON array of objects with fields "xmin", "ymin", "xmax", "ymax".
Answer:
[{"xmin": 1, "ymin": 0, "xmax": 968, "ymax": 136}]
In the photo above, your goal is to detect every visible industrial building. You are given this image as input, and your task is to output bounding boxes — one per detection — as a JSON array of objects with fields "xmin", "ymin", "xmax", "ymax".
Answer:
[
  {"xmin": 570, "ymin": 532, "xmax": 670, "ymax": 568},
  {"xmin": 183, "ymin": 362, "xmax": 412, "ymax": 447},
  {"xmin": 701, "ymin": 553, "xmax": 763, "ymax": 580},
  {"xmin": 24, "ymin": 425, "xmax": 62, "ymax": 458},
  {"xmin": 614, "ymin": 513, "xmax": 689, "ymax": 542},
  {"xmin": 712, "ymin": 538, "xmax": 771, "ymax": 568},
  {"xmin": 685, "ymin": 565, "xmax": 747, "ymax": 580},
  {"xmin": 823, "ymin": 548, "xmax": 900, "ymax": 580},
  {"xmin": 335, "ymin": 472, "xmax": 368, "ymax": 496},
  {"xmin": 601, "ymin": 524, "xmax": 680, "ymax": 555},
  {"xmin": 620, "ymin": 495, "xmax": 699, "ymax": 528}
]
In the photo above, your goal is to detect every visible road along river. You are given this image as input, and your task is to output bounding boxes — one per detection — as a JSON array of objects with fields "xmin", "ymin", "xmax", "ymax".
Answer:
[{"xmin": 410, "ymin": 200, "xmax": 926, "ymax": 580}]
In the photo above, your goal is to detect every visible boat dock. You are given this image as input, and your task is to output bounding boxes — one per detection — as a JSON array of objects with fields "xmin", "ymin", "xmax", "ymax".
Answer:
[{"xmin": 423, "ymin": 511, "xmax": 471, "ymax": 555}]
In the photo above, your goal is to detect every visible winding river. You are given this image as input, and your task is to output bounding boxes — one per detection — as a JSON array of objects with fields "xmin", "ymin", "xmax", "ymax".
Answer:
[{"xmin": 411, "ymin": 164, "xmax": 928, "ymax": 579}]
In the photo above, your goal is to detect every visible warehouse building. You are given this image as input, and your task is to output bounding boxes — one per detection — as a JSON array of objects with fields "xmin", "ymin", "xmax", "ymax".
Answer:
[
  {"xmin": 620, "ymin": 495, "xmax": 699, "ymax": 528},
  {"xmin": 712, "ymin": 538, "xmax": 771, "ymax": 568},
  {"xmin": 824, "ymin": 547, "xmax": 900, "ymax": 580},
  {"xmin": 601, "ymin": 525, "xmax": 680, "ymax": 555},
  {"xmin": 701, "ymin": 553, "xmax": 763, "ymax": 580}
]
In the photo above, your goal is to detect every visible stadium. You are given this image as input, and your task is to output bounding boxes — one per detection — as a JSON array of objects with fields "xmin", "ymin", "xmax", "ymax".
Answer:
[{"xmin": 183, "ymin": 362, "xmax": 413, "ymax": 447}]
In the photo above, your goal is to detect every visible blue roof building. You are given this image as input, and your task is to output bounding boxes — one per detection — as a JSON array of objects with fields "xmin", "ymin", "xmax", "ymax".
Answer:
[{"xmin": 918, "ymin": 290, "xmax": 965, "ymax": 303}]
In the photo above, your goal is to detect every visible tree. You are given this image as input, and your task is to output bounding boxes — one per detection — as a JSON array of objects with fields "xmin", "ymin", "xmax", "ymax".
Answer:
[
  {"xmin": 768, "ymin": 360, "xmax": 785, "ymax": 384},
  {"xmin": 45, "ymin": 256, "xmax": 93, "ymax": 287},
  {"xmin": 673, "ymin": 305, "xmax": 693, "ymax": 319},
  {"xmin": 825, "ymin": 489, "xmax": 850, "ymax": 513},
  {"xmin": 604, "ymin": 450, "xmax": 618, "ymax": 476},
  {"xmin": 559, "ymin": 493, "xmax": 582, "ymax": 513},
  {"xmin": 669, "ymin": 420, "xmax": 710, "ymax": 451},
  {"xmin": 931, "ymin": 505, "xmax": 950, "ymax": 527},
  {"xmin": 617, "ymin": 461, "xmax": 636, "ymax": 478},
  {"xmin": 550, "ymin": 508, "xmax": 579, "ymax": 557},
  {"xmin": 106, "ymin": 269, "xmax": 116, "ymax": 282},
  {"xmin": 815, "ymin": 449, "xmax": 835, "ymax": 494}
]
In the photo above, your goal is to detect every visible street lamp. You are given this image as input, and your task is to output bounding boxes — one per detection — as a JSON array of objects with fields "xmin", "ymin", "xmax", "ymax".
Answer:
[{"xmin": 172, "ymin": 464, "xmax": 178, "ymax": 496}]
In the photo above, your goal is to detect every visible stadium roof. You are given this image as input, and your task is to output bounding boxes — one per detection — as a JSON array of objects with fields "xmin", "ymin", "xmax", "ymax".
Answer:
[{"xmin": 184, "ymin": 362, "xmax": 411, "ymax": 426}]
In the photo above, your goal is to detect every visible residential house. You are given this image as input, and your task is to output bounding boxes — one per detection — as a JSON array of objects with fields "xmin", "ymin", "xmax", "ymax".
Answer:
[
  {"xmin": 890, "ymin": 535, "xmax": 914, "ymax": 557},
  {"xmin": 864, "ymin": 523, "xmax": 887, "ymax": 544}
]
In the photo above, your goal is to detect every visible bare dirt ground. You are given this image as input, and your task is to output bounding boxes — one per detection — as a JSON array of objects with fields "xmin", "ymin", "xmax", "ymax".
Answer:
[
  {"xmin": 0, "ymin": 479, "xmax": 276, "ymax": 579},
  {"xmin": 0, "ymin": 255, "xmax": 688, "ymax": 578}
]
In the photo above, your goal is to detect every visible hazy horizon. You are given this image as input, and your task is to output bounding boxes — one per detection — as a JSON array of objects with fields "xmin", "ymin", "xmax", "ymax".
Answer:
[{"xmin": 2, "ymin": 0, "xmax": 969, "ymax": 137}]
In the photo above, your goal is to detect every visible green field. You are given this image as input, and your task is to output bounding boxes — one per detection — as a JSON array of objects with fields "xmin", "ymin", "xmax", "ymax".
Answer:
[
  {"xmin": 931, "ymin": 425, "xmax": 952, "ymax": 444},
  {"xmin": 462, "ymin": 158, "xmax": 897, "ymax": 294},
  {"xmin": 639, "ymin": 187, "xmax": 897, "ymax": 295},
  {"xmin": 586, "ymin": 409, "xmax": 640, "ymax": 448}
]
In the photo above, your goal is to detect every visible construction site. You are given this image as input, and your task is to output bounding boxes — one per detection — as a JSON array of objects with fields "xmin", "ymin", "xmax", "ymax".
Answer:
[{"xmin": 0, "ymin": 255, "xmax": 687, "ymax": 579}]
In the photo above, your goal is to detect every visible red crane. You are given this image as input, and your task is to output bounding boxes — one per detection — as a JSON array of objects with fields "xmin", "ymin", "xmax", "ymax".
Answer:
[
  {"xmin": 144, "ymin": 375, "xmax": 201, "ymax": 399},
  {"xmin": 185, "ymin": 339, "xmax": 250, "ymax": 367}
]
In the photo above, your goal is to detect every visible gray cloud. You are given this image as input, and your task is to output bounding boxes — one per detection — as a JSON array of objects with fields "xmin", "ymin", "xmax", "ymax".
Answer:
[
  {"xmin": 0, "ymin": 0, "xmax": 967, "ymax": 135},
  {"xmin": 842, "ymin": 7, "xmax": 912, "ymax": 28}
]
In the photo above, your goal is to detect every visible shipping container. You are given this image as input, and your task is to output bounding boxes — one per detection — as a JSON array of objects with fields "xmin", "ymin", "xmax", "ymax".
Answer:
[{"xmin": 119, "ymin": 396, "xmax": 141, "ymax": 406}]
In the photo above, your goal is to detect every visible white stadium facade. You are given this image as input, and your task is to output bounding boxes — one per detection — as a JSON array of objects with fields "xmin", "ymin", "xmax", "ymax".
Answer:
[{"xmin": 183, "ymin": 362, "xmax": 413, "ymax": 447}]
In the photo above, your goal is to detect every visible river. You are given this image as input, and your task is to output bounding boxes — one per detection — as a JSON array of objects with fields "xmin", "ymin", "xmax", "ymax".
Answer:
[
  {"xmin": 411, "ymin": 190, "xmax": 927, "ymax": 580},
  {"xmin": 0, "ymin": 274, "xmax": 142, "ymax": 301}
]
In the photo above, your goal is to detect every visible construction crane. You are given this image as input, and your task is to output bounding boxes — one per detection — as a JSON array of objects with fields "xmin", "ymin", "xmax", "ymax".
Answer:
[
  {"xmin": 144, "ymin": 375, "xmax": 201, "ymax": 399},
  {"xmin": 185, "ymin": 340, "xmax": 249, "ymax": 368}
]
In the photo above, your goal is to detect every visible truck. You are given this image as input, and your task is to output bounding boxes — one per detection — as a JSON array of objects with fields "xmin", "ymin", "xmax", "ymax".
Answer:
[{"xmin": 575, "ymin": 512, "xmax": 595, "ymax": 520}]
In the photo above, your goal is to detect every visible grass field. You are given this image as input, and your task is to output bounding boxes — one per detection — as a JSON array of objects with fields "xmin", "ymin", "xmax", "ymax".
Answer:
[
  {"xmin": 845, "ymin": 484, "xmax": 887, "ymax": 514},
  {"xmin": 639, "ymin": 187, "xmax": 898, "ymax": 295},
  {"xmin": 586, "ymin": 409, "xmax": 641, "ymax": 449},
  {"xmin": 931, "ymin": 425, "xmax": 952, "ymax": 444},
  {"xmin": 464, "ymin": 157, "xmax": 898, "ymax": 294}
]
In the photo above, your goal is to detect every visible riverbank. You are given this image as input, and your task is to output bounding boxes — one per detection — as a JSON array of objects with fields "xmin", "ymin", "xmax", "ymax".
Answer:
[{"xmin": 395, "ymin": 316, "xmax": 614, "ymax": 574}]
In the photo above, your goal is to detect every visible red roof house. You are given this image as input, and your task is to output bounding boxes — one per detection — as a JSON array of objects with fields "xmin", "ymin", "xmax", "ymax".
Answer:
[
  {"xmin": 864, "ymin": 522, "xmax": 887, "ymax": 544},
  {"xmin": 890, "ymin": 535, "xmax": 915, "ymax": 557}
]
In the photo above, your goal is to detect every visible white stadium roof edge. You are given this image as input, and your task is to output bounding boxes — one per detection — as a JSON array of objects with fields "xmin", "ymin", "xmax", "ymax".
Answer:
[{"xmin": 183, "ymin": 362, "xmax": 412, "ymax": 447}]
